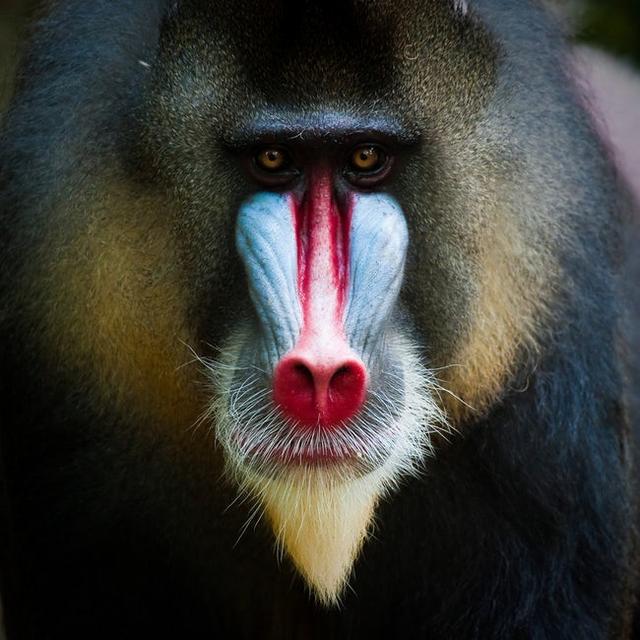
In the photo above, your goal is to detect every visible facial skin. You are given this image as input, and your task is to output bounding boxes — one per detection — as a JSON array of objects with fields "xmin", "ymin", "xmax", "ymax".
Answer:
[
  {"xmin": 234, "ymin": 146, "xmax": 409, "ymax": 462},
  {"xmin": 212, "ymin": 123, "xmax": 447, "ymax": 600}
]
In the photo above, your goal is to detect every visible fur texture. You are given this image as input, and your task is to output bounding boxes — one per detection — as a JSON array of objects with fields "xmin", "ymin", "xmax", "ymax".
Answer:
[
  {"xmin": 0, "ymin": 1, "xmax": 638, "ymax": 638},
  {"xmin": 210, "ymin": 328, "xmax": 448, "ymax": 602}
]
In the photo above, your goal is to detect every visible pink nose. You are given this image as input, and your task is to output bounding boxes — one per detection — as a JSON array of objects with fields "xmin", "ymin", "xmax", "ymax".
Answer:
[{"xmin": 273, "ymin": 354, "xmax": 367, "ymax": 427}]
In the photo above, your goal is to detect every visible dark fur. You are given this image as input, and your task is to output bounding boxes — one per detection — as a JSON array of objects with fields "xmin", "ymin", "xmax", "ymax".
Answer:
[{"xmin": 1, "ymin": 1, "xmax": 638, "ymax": 638}]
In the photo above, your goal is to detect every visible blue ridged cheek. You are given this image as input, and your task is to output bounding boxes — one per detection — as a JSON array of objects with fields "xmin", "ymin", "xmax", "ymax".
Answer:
[
  {"xmin": 235, "ymin": 191, "xmax": 408, "ymax": 365},
  {"xmin": 344, "ymin": 193, "xmax": 409, "ymax": 356},
  {"xmin": 235, "ymin": 192, "xmax": 302, "ymax": 363}
]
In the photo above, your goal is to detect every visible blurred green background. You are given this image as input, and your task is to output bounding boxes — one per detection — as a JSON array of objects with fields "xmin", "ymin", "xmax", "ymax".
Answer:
[
  {"xmin": 0, "ymin": 0, "xmax": 639, "ymax": 115},
  {"xmin": 579, "ymin": 0, "xmax": 640, "ymax": 65}
]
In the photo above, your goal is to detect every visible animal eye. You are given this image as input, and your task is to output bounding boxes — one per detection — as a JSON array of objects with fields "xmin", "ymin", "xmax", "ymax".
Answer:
[
  {"xmin": 250, "ymin": 147, "xmax": 299, "ymax": 187},
  {"xmin": 255, "ymin": 148, "xmax": 289, "ymax": 172},
  {"xmin": 345, "ymin": 144, "xmax": 392, "ymax": 187},
  {"xmin": 350, "ymin": 146, "xmax": 384, "ymax": 172}
]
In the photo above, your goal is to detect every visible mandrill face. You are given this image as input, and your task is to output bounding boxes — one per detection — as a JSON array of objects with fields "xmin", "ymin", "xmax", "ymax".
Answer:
[
  {"xmin": 122, "ymin": 0, "xmax": 557, "ymax": 603},
  {"xmin": 199, "ymin": 114, "xmax": 449, "ymax": 601},
  {"xmin": 216, "ymin": 144, "xmax": 445, "ymax": 602},
  {"xmin": 230, "ymin": 171, "xmax": 422, "ymax": 472}
]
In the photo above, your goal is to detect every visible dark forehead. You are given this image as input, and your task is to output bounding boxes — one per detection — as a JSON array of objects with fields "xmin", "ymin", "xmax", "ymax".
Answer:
[
  {"xmin": 152, "ymin": 0, "xmax": 498, "ymax": 140},
  {"xmin": 162, "ymin": 2, "xmax": 495, "ymax": 96}
]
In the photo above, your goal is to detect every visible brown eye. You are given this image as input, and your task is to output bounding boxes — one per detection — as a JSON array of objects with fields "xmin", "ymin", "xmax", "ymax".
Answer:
[
  {"xmin": 350, "ymin": 146, "xmax": 382, "ymax": 172},
  {"xmin": 345, "ymin": 144, "xmax": 392, "ymax": 187},
  {"xmin": 256, "ymin": 148, "xmax": 288, "ymax": 172}
]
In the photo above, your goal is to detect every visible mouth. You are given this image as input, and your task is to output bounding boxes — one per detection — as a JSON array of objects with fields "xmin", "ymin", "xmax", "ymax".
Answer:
[
  {"xmin": 227, "ymin": 396, "xmax": 399, "ymax": 477},
  {"xmin": 207, "ymin": 329, "xmax": 449, "ymax": 603},
  {"xmin": 232, "ymin": 423, "xmax": 388, "ymax": 469},
  {"xmin": 273, "ymin": 449, "xmax": 363, "ymax": 466},
  {"xmin": 210, "ymin": 329, "xmax": 447, "ymax": 482}
]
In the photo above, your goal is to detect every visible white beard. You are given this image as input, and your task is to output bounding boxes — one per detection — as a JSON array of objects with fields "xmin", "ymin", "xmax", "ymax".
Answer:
[
  {"xmin": 207, "ymin": 330, "xmax": 448, "ymax": 604},
  {"xmin": 247, "ymin": 468, "xmax": 383, "ymax": 604}
]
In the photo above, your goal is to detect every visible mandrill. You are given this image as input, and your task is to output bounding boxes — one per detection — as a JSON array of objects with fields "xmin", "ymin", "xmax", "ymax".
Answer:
[{"xmin": 1, "ymin": 1, "xmax": 639, "ymax": 638}]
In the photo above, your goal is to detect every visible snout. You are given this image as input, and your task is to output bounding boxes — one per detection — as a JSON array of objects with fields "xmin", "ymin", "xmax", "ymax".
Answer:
[{"xmin": 273, "ymin": 347, "xmax": 367, "ymax": 428}]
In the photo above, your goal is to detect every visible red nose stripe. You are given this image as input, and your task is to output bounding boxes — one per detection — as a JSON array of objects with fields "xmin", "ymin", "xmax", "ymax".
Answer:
[
  {"xmin": 294, "ymin": 167, "xmax": 349, "ymax": 321},
  {"xmin": 273, "ymin": 167, "xmax": 367, "ymax": 428}
]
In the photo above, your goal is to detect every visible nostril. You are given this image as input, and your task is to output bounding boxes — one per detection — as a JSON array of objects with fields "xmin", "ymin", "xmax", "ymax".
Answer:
[
  {"xmin": 294, "ymin": 362, "xmax": 314, "ymax": 386},
  {"xmin": 273, "ymin": 355, "xmax": 367, "ymax": 428},
  {"xmin": 329, "ymin": 365, "xmax": 359, "ymax": 397},
  {"xmin": 332, "ymin": 365, "xmax": 350, "ymax": 379},
  {"xmin": 275, "ymin": 359, "xmax": 315, "ymax": 404},
  {"xmin": 326, "ymin": 363, "xmax": 367, "ymax": 419}
]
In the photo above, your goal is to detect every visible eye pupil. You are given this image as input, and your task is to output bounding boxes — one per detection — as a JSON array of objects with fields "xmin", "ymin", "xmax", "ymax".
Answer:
[
  {"xmin": 351, "ymin": 146, "xmax": 382, "ymax": 171},
  {"xmin": 345, "ymin": 144, "xmax": 392, "ymax": 186},
  {"xmin": 256, "ymin": 148, "xmax": 287, "ymax": 171}
]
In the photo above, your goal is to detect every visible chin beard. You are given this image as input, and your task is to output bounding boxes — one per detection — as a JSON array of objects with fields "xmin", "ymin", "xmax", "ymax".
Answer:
[{"xmin": 203, "ymin": 328, "xmax": 449, "ymax": 604}]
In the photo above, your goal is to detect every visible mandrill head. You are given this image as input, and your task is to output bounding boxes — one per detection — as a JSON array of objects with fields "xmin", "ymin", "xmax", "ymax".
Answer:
[{"xmin": 129, "ymin": 0, "xmax": 558, "ymax": 604}]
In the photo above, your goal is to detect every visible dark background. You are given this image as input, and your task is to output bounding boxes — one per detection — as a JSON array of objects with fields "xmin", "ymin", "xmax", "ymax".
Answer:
[{"xmin": 579, "ymin": 0, "xmax": 640, "ymax": 65}]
